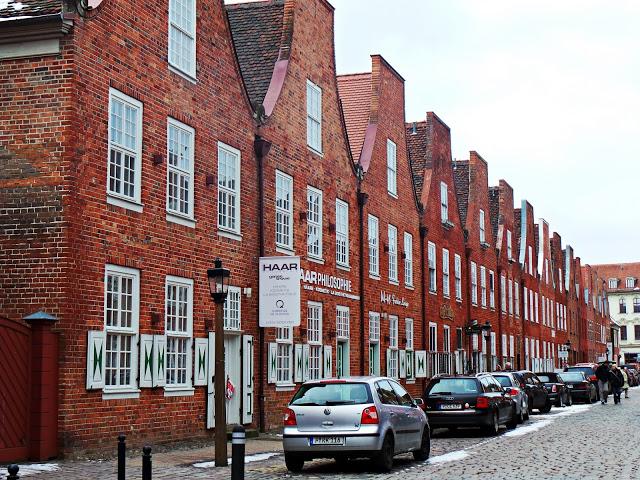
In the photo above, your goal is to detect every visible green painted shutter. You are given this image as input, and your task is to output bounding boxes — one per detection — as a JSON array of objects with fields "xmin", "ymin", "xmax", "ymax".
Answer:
[
  {"xmin": 139, "ymin": 334, "xmax": 154, "ymax": 388},
  {"xmin": 193, "ymin": 338, "xmax": 208, "ymax": 387}
]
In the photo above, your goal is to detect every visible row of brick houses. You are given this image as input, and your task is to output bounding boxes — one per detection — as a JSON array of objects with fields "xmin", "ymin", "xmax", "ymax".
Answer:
[{"xmin": 0, "ymin": 0, "xmax": 612, "ymax": 460}]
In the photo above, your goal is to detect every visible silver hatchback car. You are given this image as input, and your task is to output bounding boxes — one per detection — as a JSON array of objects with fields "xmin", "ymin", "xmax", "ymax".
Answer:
[{"xmin": 282, "ymin": 376, "xmax": 430, "ymax": 472}]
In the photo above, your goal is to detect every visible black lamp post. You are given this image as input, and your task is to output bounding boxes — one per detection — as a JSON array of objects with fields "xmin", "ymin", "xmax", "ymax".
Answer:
[{"xmin": 207, "ymin": 258, "xmax": 231, "ymax": 467}]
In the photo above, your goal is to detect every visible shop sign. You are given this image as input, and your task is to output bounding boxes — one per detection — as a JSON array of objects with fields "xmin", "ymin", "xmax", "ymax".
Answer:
[
  {"xmin": 380, "ymin": 291, "xmax": 409, "ymax": 308},
  {"xmin": 300, "ymin": 268, "xmax": 359, "ymax": 301},
  {"xmin": 259, "ymin": 256, "xmax": 301, "ymax": 327}
]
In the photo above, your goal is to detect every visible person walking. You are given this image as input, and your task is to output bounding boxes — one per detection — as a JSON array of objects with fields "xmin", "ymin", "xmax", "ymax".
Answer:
[
  {"xmin": 595, "ymin": 361, "xmax": 610, "ymax": 404},
  {"xmin": 609, "ymin": 364, "xmax": 624, "ymax": 405},
  {"xmin": 621, "ymin": 368, "xmax": 630, "ymax": 399}
]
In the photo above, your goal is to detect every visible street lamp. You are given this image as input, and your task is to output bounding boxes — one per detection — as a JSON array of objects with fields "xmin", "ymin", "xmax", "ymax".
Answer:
[{"xmin": 207, "ymin": 258, "xmax": 231, "ymax": 467}]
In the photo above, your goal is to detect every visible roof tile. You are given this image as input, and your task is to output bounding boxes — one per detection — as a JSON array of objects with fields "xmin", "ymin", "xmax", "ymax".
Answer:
[
  {"xmin": 0, "ymin": 0, "xmax": 61, "ymax": 19},
  {"xmin": 336, "ymin": 73, "xmax": 371, "ymax": 162}
]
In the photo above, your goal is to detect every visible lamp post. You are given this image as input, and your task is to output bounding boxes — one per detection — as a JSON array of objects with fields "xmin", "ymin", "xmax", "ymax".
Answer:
[{"xmin": 207, "ymin": 258, "xmax": 231, "ymax": 467}]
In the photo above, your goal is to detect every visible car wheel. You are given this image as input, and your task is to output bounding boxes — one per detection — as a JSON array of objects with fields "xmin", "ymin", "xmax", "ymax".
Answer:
[
  {"xmin": 374, "ymin": 433, "xmax": 395, "ymax": 472},
  {"xmin": 284, "ymin": 453, "xmax": 305, "ymax": 473},
  {"xmin": 540, "ymin": 398, "xmax": 552, "ymax": 413},
  {"xmin": 523, "ymin": 400, "xmax": 530, "ymax": 421},
  {"xmin": 506, "ymin": 407, "xmax": 518, "ymax": 429},
  {"xmin": 517, "ymin": 404, "xmax": 526, "ymax": 424},
  {"xmin": 413, "ymin": 427, "xmax": 430, "ymax": 461},
  {"xmin": 483, "ymin": 410, "xmax": 500, "ymax": 436},
  {"xmin": 527, "ymin": 397, "xmax": 534, "ymax": 416},
  {"xmin": 567, "ymin": 393, "xmax": 573, "ymax": 407}
]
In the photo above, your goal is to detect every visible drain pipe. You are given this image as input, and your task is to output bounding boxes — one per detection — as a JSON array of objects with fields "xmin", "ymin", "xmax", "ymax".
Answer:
[
  {"xmin": 419, "ymin": 222, "xmax": 427, "ymax": 383},
  {"xmin": 356, "ymin": 164, "xmax": 367, "ymax": 375}
]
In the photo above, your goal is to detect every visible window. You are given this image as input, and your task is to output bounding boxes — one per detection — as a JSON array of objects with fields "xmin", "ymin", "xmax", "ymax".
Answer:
[
  {"xmin": 515, "ymin": 282, "xmax": 520, "ymax": 317},
  {"xmin": 307, "ymin": 187, "xmax": 323, "ymax": 259},
  {"xmin": 634, "ymin": 297, "xmax": 640, "ymax": 314},
  {"xmin": 507, "ymin": 230, "xmax": 512, "ymax": 259},
  {"xmin": 456, "ymin": 328, "xmax": 463, "ymax": 350},
  {"xmin": 454, "ymin": 254, "xmax": 462, "ymax": 300},
  {"xmin": 501, "ymin": 275, "xmax": 507, "ymax": 312},
  {"xmin": 404, "ymin": 233, "xmax": 413, "ymax": 287},
  {"xmin": 530, "ymin": 290, "xmax": 535, "ymax": 320},
  {"xmin": 389, "ymin": 316, "xmax": 399, "ymax": 378},
  {"xmin": 165, "ymin": 276, "xmax": 193, "ymax": 387},
  {"xmin": 217, "ymin": 142, "xmax": 240, "ymax": 232},
  {"xmin": 501, "ymin": 334, "xmax": 507, "ymax": 359},
  {"xmin": 169, "ymin": 0, "xmax": 196, "ymax": 77},
  {"xmin": 524, "ymin": 286, "xmax": 529, "ymax": 320},
  {"xmin": 528, "ymin": 246, "xmax": 533, "ymax": 275},
  {"xmin": 276, "ymin": 327, "xmax": 293, "ymax": 384},
  {"xmin": 442, "ymin": 249, "xmax": 450, "ymax": 297},
  {"xmin": 510, "ymin": 335, "xmax": 515, "ymax": 357},
  {"xmin": 620, "ymin": 298, "xmax": 627, "ymax": 314},
  {"xmin": 544, "ymin": 259, "xmax": 549, "ymax": 284},
  {"xmin": 306, "ymin": 80, "xmax": 322, "ymax": 153},
  {"xmin": 308, "ymin": 303, "xmax": 322, "ymax": 380},
  {"xmin": 275, "ymin": 170, "xmax": 293, "ymax": 250},
  {"xmin": 480, "ymin": 266, "xmax": 487, "ymax": 307},
  {"xmin": 489, "ymin": 271, "xmax": 495, "ymax": 309},
  {"xmin": 369, "ymin": 312, "xmax": 380, "ymax": 375},
  {"xmin": 508, "ymin": 279, "xmax": 513, "ymax": 315},
  {"xmin": 428, "ymin": 242, "xmax": 437, "ymax": 292},
  {"xmin": 443, "ymin": 326, "xmax": 450, "ymax": 352},
  {"xmin": 336, "ymin": 306, "xmax": 350, "ymax": 339},
  {"xmin": 166, "ymin": 119, "xmax": 195, "ymax": 221},
  {"xmin": 388, "ymin": 225, "xmax": 398, "ymax": 283},
  {"xmin": 471, "ymin": 262, "xmax": 478, "ymax": 305},
  {"xmin": 621, "ymin": 325, "xmax": 627, "ymax": 341},
  {"xmin": 387, "ymin": 139, "xmax": 397, "ymax": 196},
  {"xmin": 627, "ymin": 277, "xmax": 636, "ymax": 289},
  {"xmin": 429, "ymin": 323, "xmax": 437, "ymax": 352},
  {"xmin": 440, "ymin": 182, "xmax": 449, "ymax": 222},
  {"xmin": 405, "ymin": 318, "xmax": 414, "ymax": 350},
  {"xmin": 335, "ymin": 200, "xmax": 349, "ymax": 267},
  {"xmin": 107, "ymin": 89, "xmax": 142, "ymax": 206},
  {"xmin": 534, "ymin": 292, "xmax": 539, "ymax": 323},
  {"xmin": 609, "ymin": 278, "xmax": 618, "ymax": 289},
  {"xmin": 635, "ymin": 325, "xmax": 640, "ymax": 340},
  {"xmin": 223, "ymin": 286, "xmax": 241, "ymax": 331},
  {"xmin": 104, "ymin": 264, "xmax": 139, "ymax": 390},
  {"xmin": 479, "ymin": 209, "xmax": 486, "ymax": 243},
  {"xmin": 368, "ymin": 215, "xmax": 379, "ymax": 277}
]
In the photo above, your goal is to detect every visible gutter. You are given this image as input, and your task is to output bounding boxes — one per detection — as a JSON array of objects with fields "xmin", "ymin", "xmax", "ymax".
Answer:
[{"xmin": 0, "ymin": 13, "xmax": 73, "ymax": 44}]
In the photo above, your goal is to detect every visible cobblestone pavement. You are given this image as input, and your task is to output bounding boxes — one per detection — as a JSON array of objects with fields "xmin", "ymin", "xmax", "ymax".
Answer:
[{"xmin": 4, "ymin": 388, "xmax": 640, "ymax": 479}]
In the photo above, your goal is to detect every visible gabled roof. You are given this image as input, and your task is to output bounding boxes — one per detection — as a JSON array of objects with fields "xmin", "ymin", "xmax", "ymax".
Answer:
[
  {"xmin": 592, "ymin": 262, "xmax": 640, "ymax": 292},
  {"xmin": 0, "ymin": 0, "xmax": 61, "ymax": 19},
  {"xmin": 336, "ymin": 73, "xmax": 371, "ymax": 162},
  {"xmin": 453, "ymin": 160, "xmax": 470, "ymax": 227},
  {"xmin": 488, "ymin": 186, "xmax": 500, "ymax": 240},
  {"xmin": 226, "ymin": 0, "xmax": 284, "ymax": 107},
  {"xmin": 406, "ymin": 121, "xmax": 429, "ymax": 199}
]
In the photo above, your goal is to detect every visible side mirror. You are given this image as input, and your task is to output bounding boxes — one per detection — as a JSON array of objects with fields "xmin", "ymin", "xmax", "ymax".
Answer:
[{"xmin": 414, "ymin": 398, "xmax": 424, "ymax": 407}]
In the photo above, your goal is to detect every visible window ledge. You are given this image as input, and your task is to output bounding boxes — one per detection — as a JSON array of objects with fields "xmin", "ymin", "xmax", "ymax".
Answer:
[
  {"xmin": 337, "ymin": 264, "xmax": 351, "ymax": 272},
  {"xmin": 442, "ymin": 220, "xmax": 455, "ymax": 230},
  {"xmin": 307, "ymin": 256, "xmax": 325, "ymax": 265},
  {"xmin": 218, "ymin": 229, "xmax": 243, "ymax": 242},
  {"xmin": 102, "ymin": 389, "xmax": 141, "ymax": 400},
  {"xmin": 429, "ymin": 290, "xmax": 438, "ymax": 296},
  {"xmin": 405, "ymin": 285, "xmax": 415, "ymax": 291},
  {"xmin": 107, "ymin": 194, "xmax": 143, "ymax": 213},
  {"xmin": 169, "ymin": 64, "xmax": 197, "ymax": 84},
  {"xmin": 307, "ymin": 146, "xmax": 323, "ymax": 157},
  {"xmin": 388, "ymin": 192, "xmax": 398, "ymax": 199},
  {"xmin": 167, "ymin": 212, "xmax": 196, "ymax": 228},
  {"xmin": 389, "ymin": 279, "xmax": 399, "ymax": 286},
  {"xmin": 276, "ymin": 384, "xmax": 296, "ymax": 392},
  {"xmin": 276, "ymin": 246, "xmax": 295, "ymax": 256},
  {"xmin": 164, "ymin": 387, "xmax": 195, "ymax": 397}
]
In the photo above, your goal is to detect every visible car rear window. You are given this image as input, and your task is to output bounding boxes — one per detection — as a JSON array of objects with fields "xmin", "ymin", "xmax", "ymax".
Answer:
[
  {"xmin": 537, "ymin": 375, "xmax": 551, "ymax": 382},
  {"xmin": 560, "ymin": 373, "xmax": 585, "ymax": 382},
  {"xmin": 567, "ymin": 367, "xmax": 593, "ymax": 377},
  {"xmin": 494, "ymin": 375, "xmax": 513, "ymax": 387},
  {"xmin": 427, "ymin": 378, "xmax": 479, "ymax": 395},
  {"xmin": 290, "ymin": 382, "xmax": 373, "ymax": 406}
]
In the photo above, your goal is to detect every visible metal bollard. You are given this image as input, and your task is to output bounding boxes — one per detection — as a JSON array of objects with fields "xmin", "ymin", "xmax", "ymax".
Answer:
[
  {"xmin": 231, "ymin": 425, "xmax": 246, "ymax": 480},
  {"xmin": 7, "ymin": 465, "xmax": 19, "ymax": 480},
  {"xmin": 142, "ymin": 445, "xmax": 152, "ymax": 480},
  {"xmin": 117, "ymin": 434, "xmax": 126, "ymax": 480}
]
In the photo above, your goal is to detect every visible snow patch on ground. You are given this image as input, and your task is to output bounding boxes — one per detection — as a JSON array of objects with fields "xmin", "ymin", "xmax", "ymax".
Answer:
[
  {"xmin": 193, "ymin": 452, "xmax": 281, "ymax": 468},
  {"xmin": 0, "ymin": 464, "xmax": 60, "ymax": 477},
  {"xmin": 536, "ymin": 404, "xmax": 594, "ymax": 420},
  {"xmin": 504, "ymin": 419, "xmax": 552, "ymax": 437},
  {"xmin": 428, "ymin": 450, "xmax": 470, "ymax": 464}
]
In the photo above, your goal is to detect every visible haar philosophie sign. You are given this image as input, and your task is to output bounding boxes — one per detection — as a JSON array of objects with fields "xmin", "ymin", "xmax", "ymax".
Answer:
[{"xmin": 259, "ymin": 256, "xmax": 301, "ymax": 327}]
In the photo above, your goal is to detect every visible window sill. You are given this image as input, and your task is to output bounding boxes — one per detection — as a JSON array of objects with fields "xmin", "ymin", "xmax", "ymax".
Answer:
[
  {"xmin": 167, "ymin": 212, "xmax": 196, "ymax": 228},
  {"xmin": 337, "ymin": 264, "xmax": 351, "ymax": 272},
  {"xmin": 442, "ymin": 220, "xmax": 454, "ymax": 230},
  {"xmin": 429, "ymin": 291, "xmax": 438, "ymax": 296},
  {"xmin": 107, "ymin": 194, "xmax": 143, "ymax": 213},
  {"xmin": 307, "ymin": 146, "xmax": 323, "ymax": 158},
  {"xmin": 164, "ymin": 387, "xmax": 195, "ymax": 397},
  {"xmin": 388, "ymin": 192, "xmax": 398, "ymax": 199},
  {"xmin": 218, "ymin": 229, "xmax": 243, "ymax": 242},
  {"xmin": 389, "ymin": 279, "xmax": 399, "ymax": 286},
  {"xmin": 405, "ymin": 285, "xmax": 415, "ymax": 291},
  {"xmin": 169, "ymin": 64, "xmax": 197, "ymax": 84},
  {"xmin": 307, "ymin": 256, "xmax": 325, "ymax": 265},
  {"xmin": 276, "ymin": 246, "xmax": 295, "ymax": 256},
  {"xmin": 102, "ymin": 389, "xmax": 141, "ymax": 400},
  {"xmin": 275, "ymin": 383, "xmax": 296, "ymax": 392},
  {"xmin": 369, "ymin": 273, "xmax": 381, "ymax": 280}
]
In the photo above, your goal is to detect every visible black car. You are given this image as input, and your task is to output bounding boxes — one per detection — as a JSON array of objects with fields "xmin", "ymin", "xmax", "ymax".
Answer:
[
  {"xmin": 424, "ymin": 373, "xmax": 517, "ymax": 435},
  {"xmin": 558, "ymin": 371, "xmax": 597, "ymax": 403},
  {"xmin": 536, "ymin": 372, "xmax": 572, "ymax": 407},
  {"xmin": 512, "ymin": 370, "xmax": 552, "ymax": 413},
  {"xmin": 564, "ymin": 364, "xmax": 602, "ymax": 399}
]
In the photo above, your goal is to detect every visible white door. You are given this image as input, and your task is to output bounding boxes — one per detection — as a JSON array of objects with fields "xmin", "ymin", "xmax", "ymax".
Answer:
[
  {"xmin": 225, "ymin": 335, "xmax": 242, "ymax": 425},
  {"xmin": 207, "ymin": 332, "xmax": 215, "ymax": 429}
]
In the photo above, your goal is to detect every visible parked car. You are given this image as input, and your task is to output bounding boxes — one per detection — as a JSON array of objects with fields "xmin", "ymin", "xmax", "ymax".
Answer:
[
  {"xmin": 558, "ymin": 371, "xmax": 597, "ymax": 403},
  {"xmin": 491, "ymin": 371, "xmax": 529, "ymax": 423},
  {"xmin": 512, "ymin": 370, "xmax": 552, "ymax": 413},
  {"xmin": 564, "ymin": 364, "xmax": 600, "ymax": 397},
  {"xmin": 621, "ymin": 365, "xmax": 640, "ymax": 386},
  {"xmin": 283, "ymin": 377, "xmax": 430, "ymax": 472},
  {"xmin": 423, "ymin": 373, "xmax": 518, "ymax": 435},
  {"xmin": 536, "ymin": 372, "xmax": 572, "ymax": 407}
]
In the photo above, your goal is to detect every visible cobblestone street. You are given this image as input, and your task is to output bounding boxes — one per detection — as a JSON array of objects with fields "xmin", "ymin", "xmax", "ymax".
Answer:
[{"xmin": 4, "ymin": 387, "xmax": 639, "ymax": 479}]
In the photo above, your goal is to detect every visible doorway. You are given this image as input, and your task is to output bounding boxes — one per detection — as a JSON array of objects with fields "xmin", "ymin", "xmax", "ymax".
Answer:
[{"xmin": 224, "ymin": 334, "xmax": 241, "ymax": 425}]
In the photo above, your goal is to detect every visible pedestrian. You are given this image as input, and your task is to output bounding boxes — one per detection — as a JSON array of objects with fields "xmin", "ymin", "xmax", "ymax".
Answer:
[
  {"xmin": 495, "ymin": 364, "xmax": 503, "ymax": 372},
  {"xmin": 621, "ymin": 368, "xmax": 630, "ymax": 399},
  {"xmin": 504, "ymin": 362, "xmax": 512, "ymax": 371},
  {"xmin": 595, "ymin": 361, "xmax": 610, "ymax": 404},
  {"xmin": 609, "ymin": 364, "xmax": 624, "ymax": 405}
]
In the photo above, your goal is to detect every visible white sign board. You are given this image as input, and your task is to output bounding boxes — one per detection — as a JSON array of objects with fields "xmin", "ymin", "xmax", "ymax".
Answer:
[
  {"xmin": 558, "ymin": 350, "xmax": 568, "ymax": 360},
  {"xmin": 259, "ymin": 256, "xmax": 301, "ymax": 327}
]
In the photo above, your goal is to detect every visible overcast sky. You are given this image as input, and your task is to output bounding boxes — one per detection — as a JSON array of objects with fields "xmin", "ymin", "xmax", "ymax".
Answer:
[{"xmin": 331, "ymin": 0, "xmax": 639, "ymax": 265}]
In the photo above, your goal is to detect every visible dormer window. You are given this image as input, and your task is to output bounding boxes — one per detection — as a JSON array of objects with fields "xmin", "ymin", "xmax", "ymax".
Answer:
[
  {"xmin": 626, "ymin": 277, "xmax": 636, "ymax": 289},
  {"xmin": 609, "ymin": 278, "xmax": 618, "ymax": 289}
]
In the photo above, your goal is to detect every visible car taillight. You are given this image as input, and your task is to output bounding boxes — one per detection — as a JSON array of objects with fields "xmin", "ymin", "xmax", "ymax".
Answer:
[
  {"xmin": 589, "ymin": 375, "xmax": 597, "ymax": 382},
  {"xmin": 283, "ymin": 408, "xmax": 297, "ymax": 426},
  {"xmin": 520, "ymin": 382, "xmax": 526, "ymax": 389},
  {"xmin": 552, "ymin": 385, "xmax": 557, "ymax": 393},
  {"xmin": 476, "ymin": 396, "xmax": 490, "ymax": 409},
  {"xmin": 508, "ymin": 388, "xmax": 519, "ymax": 396},
  {"xmin": 361, "ymin": 406, "xmax": 379, "ymax": 424}
]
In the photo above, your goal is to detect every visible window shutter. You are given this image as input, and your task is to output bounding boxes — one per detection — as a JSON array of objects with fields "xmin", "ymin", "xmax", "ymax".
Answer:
[
  {"xmin": 406, "ymin": 351, "xmax": 414, "ymax": 379},
  {"xmin": 207, "ymin": 332, "xmax": 215, "ymax": 428},
  {"xmin": 294, "ymin": 344, "xmax": 303, "ymax": 383},
  {"xmin": 415, "ymin": 350, "xmax": 426, "ymax": 378},
  {"xmin": 268, "ymin": 343, "xmax": 277, "ymax": 384},
  {"xmin": 323, "ymin": 345, "xmax": 332, "ymax": 378},
  {"xmin": 86, "ymin": 330, "xmax": 105, "ymax": 390},
  {"xmin": 242, "ymin": 335, "xmax": 254, "ymax": 425},
  {"xmin": 153, "ymin": 335, "xmax": 166, "ymax": 387},
  {"xmin": 386, "ymin": 348, "xmax": 391, "ymax": 377},
  {"xmin": 399, "ymin": 349, "xmax": 406, "ymax": 378},
  {"xmin": 302, "ymin": 344, "xmax": 310, "ymax": 381},
  {"xmin": 139, "ymin": 334, "xmax": 154, "ymax": 388},
  {"xmin": 193, "ymin": 338, "xmax": 209, "ymax": 387}
]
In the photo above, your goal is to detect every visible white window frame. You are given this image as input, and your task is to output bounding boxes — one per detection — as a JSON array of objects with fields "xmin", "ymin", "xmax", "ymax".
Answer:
[
  {"xmin": 508, "ymin": 279, "xmax": 514, "ymax": 315},
  {"xmin": 306, "ymin": 80, "xmax": 322, "ymax": 153},
  {"xmin": 480, "ymin": 266, "xmax": 487, "ymax": 308},
  {"xmin": 515, "ymin": 282, "xmax": 520, "ymax": 317},
  {"xmin": 368, "ymin": 215, "xmax": 379, "ymax": 277},
  {"xmin": 507, "ymin": 230, "xmax": 512, "ymax": 260},
  {"xmin": 166, "ymin": 118, "xmax": 195, "ymax": 224},
  {"xmin": 107, "ymin": 88, "xmax": 143, "ymax": 210},
  {"xmin": 336, "ymin": 305, "xmax": 350, "ymax": 339},
  {"xmin": 534, "ymin": 292, "xmax": 539, "ymax": 323},
  {"xmin": 440, "ymin": 181, "xmax": 449, "ymax": 222},
  {"xmin": 275, "ymin": 170, "xmax": 293, "ymax": 251},
  {"xmin": 479, "ymin": 209, "xmax": 486, "ymax": 243},
  {"xmin": 388, "ymin": 225, "xmax": 398, "ymax": 284},
  {"xmin": 428, "ymin": 242, "xmax": 437, "ymax": 293},
  {"xmin": 165, "ymin": 276, "xmax": 194, "ymax": 391},
  {"xmin": 307, "ymin": 302, "xmax": 323, "ymax": 381},
  {"xmin": 627, "ymin": 277, "xmax": 635, "ymax": 289},
  {"xmin": 217, "ymin": 142, "xmax": 241, "ymax": 234},
  {"xmin": 501, "ymin": 275, "xmax": 507, "ymax": 312},
  {"xmin": 223, "ymin": 285, "xmax": 241, "ymax": 331},
  {"xmin": 429, "ymin": 322, "xmax": 437, "ymax": 352},
  {"xmin": 404, "ymin": 232, "xmax": 414, "ymax": 287},
  {"xmin": 454, "ymin": 254, "xmax": 462, "ymax": 300},
  {"xmin": 387, "ymin": 139, "xmax": 397, "ymax": 196},
  {"xmin": 276, "ymin": 327, "xmax": 293, "ymax": 385},
  {"xmin": 471, "ymin": 262, "xmax": 478, "ymax": 306},
  {"xmin": 306, "ymin": 186, "xmax": 323, "ymax": 259},
  {"xmin": 335, "ymin": 199, "xmax": 349, "ymax": 267},
  {"xmin": 168, "ymin": 0, "xmax": 196, "ymax": 79},
  {"xmin": 405, "ymin": 318, "xmax": 414, "ymax": 351},
  {"xmin": 524, "ymin": 286, "xmax": 529, "ymax": 320},
  {"xmin": 368, "ymin": 312, "xmax": 380, "ymax": 376},
  {"xmin": 389, "ymin": 316, "xmax": 399, "ymax": 378},
  {"xmin": 528, "ymin": 246, "xmax": 533, "ymax": 275},
  {"xmin": 489, "ymin": 270, "xmax": 495, "ymax": 309},
  {"xmin": 443, "ymin": 325, "xmax": 451, "ymax": 352},
  {"xmin": 442, "ymin": 248, "xmax": 450, "ymax": 298},
  {"xmin": 608, "ymin": 278, "xmax": 617, "ymax": 289}
]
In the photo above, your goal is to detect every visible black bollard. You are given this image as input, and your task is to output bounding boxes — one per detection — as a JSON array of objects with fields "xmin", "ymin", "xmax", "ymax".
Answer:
[
  {"xmin": 231, "ymin": 425, "xmax": 246, "ymax": 480},
  {"xmin": 142, "ymin": 445, "xmax": 152, "ymax": 480},
  {"xmin": 117, "ymin": 434, "xmax": 126, "ymax": 480},
  {"xmin": 7, "ymin": 465, "xmax": 19, "ymax": 480}
]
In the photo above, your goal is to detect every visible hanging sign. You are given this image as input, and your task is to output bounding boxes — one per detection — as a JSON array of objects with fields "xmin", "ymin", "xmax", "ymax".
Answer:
[{"xmin": 259, "ymin": 256, "xmax": 301, "ymax": 327}]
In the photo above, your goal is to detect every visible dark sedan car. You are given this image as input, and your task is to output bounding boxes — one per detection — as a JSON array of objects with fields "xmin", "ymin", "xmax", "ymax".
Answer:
[
  {"xmin": 424, "ymin": 374, "xmax": 517, "ymax": 435},
  {"xmin": 558, "ymin": 372, "xmax": 597, "ymax": 403},
  {"xmin": 512, "ymin": 370, "xmax": 552, "ymax": 413},
  {"xmin": 536, "ymin": 372, "xmax": 572, "ymax": 407}
]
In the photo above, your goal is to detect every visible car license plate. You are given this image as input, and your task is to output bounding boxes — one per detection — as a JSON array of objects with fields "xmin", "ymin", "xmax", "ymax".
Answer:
[
  {"xmin": 440, "ymin": 404, "xmax": 461, "ymax": 410},
  {"xmin": 310, "ymin": 436, "xmax": 345, "ymax": 446},
  {"xmin": 567, "ymin": 385, "xmax": 573, "ymax": 389}
]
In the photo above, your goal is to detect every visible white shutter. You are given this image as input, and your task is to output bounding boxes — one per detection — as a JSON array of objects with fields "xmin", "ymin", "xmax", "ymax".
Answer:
[
  {"xmin": 406, "ymin": 351, "xmax": 414, "ymax": 379},
  {"xmin": 323, "ymin": 345, "xmax": 332, "ymax": 378},
  {"xmin": 386, "ymin": 348, "xmax": 391, "ymax": 377},
  {"xmin": 268, "ymin": 343, "xmax": 277, "ymax": 384},
  {"xmin": 294, "ymin": 344, "xmax": 303, "ymax": 383},
  {"xmin": 242, "ymin": 335, "xmax": 254, "ymax": 425},
  {"xmin": 302, "ymin": 344, "xmax": 310, "ymax": 381},
  {"xmin": 139, "ymin": 334, "xmax": 154, "ymax": 388},
  {"xmin": 415, "ymin": 350, "xmax": 426, "ymax": 378},
  {"xmin": 207, "ymin": 332, "xmax": 215, "ymax": 428},
  {"xmin": 152, "ymin": 335, "xmax": 166, "ymax": 387},
  {"xmin": 86, "ymin": 330, "xmax": 105, "ymax": 390},
  {"xmin": 193, "ymin": 338, "xmax": 208, "ymax": 387},
  {"xmin": 399, "ymin": 349, "xmax": 406, "ymax": 378}
]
